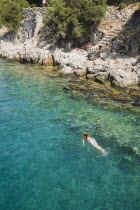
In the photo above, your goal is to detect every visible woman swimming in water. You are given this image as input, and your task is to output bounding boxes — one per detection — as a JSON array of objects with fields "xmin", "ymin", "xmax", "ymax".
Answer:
[{"xmin": 82, "ymin": 132, "xmax": 106, "ymax": 154}]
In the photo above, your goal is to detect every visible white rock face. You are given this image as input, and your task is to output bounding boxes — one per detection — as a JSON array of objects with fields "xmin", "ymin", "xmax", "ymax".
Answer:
[
  {"xmin": 53, "ymin": 49, "xmax": 87, "ymax": 74},
  {"xmin": 0, "ymin": 6, "xmax": 139, "ymax": 88}
]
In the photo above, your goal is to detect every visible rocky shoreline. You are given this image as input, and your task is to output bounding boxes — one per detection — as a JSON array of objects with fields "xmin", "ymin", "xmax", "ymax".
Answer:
[{"xmin": 0, "ymin": 4, "xmax": 140, "ymax": 89}]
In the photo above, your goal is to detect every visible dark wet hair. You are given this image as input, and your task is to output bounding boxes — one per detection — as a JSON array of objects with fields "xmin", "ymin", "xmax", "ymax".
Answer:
[{"xmin": 83, "ymin": 132, "xmax": 88, "ymax": 136}]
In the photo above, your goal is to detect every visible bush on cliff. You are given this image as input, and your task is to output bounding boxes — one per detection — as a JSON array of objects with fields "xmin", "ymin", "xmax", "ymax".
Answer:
[
  {"xmin": 44, "ymin": 0, "xmax": 107, "ymax": 44},
  {"xmin": 118, "ymin": 2, "xmax": 126, "ymax": 9},
  {"xmin": 0, "ymin": 0, "xmax": 29, "ymax": 31}
]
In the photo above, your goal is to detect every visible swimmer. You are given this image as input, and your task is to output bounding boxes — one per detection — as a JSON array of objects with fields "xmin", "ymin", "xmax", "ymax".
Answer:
[{"xmin": 82, "ymin": 132, "xmax": 107, "ymax": 154}]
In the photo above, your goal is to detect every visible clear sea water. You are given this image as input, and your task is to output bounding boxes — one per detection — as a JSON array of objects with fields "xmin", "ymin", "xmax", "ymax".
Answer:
[{"xmin": 0, "ymin": 59, "xmax": 140, "ymax": 210}]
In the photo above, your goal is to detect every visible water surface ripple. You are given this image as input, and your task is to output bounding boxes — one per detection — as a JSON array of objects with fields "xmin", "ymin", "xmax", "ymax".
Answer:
[{"xmin": 0, "ymin": 59, "xmax": 139, "ymax": 210}]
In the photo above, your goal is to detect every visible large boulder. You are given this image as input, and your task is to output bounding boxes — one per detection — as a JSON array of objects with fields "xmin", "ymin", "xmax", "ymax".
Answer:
[
  {"xmin": 109, "ymin": 69, "xmax": 138, "ymax": 87},
  {"xmin": 53, "ymin": 49, "xmax": 87, "ymax": 75}
]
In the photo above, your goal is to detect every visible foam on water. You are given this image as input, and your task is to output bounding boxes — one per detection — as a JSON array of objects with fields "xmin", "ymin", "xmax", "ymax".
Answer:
[{"xmin": 0, "ymin": 60, "xmax": 140, "ymax": 210}]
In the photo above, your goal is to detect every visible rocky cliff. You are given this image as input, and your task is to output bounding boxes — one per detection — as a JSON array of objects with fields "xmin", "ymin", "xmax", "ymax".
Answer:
[{"xmin": 0, "ymin": 4, "xmax": 140, "ymax": 88}]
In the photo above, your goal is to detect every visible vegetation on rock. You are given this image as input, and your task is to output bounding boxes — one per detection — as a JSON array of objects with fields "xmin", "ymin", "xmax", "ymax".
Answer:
[
  {"xmin": 118, "ymin": 2, "xmax": 126, "ymax": 9},
  {"xmin": 0, "ymin": 0, "xmax": 139, "ymax": 38},
  {"xmin": 44, "ymin": 0, "xmax": 107, "ymax": 43},
  {"xmin": 0, "ymin": 0, "xmax": 29, "ymax": 31}
]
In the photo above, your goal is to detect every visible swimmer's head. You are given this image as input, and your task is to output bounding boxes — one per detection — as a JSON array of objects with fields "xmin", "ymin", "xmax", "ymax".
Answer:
[{"xmin": 83, "ymin": 132, "xmax": 88, "ymax": 136}]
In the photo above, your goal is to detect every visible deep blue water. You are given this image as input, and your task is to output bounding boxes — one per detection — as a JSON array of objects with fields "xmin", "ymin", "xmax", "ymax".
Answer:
[{"xmin": 0, "ymin": 59, "xmax": 140, "ymax": 210}]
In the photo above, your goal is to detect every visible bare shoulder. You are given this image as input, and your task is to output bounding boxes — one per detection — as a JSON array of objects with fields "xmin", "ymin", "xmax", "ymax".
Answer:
[{"xmin": 88, "ymin": 135, "xmax": 92, "ymax": 139}]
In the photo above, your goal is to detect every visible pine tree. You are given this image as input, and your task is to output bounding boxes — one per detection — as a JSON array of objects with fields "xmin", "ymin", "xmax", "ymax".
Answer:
[
  {"xmin": 0, "ymin": 0, "xmax": 29, "ymax": 31},
  {"xmin": 44, "ymin": 0, "xmax": 107, "ymax": 42}
]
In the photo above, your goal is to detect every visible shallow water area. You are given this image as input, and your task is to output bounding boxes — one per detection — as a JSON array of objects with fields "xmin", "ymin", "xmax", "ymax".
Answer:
[{"xmin": 0, "ymin": 59, "xmax": 140, "ymax": 210}]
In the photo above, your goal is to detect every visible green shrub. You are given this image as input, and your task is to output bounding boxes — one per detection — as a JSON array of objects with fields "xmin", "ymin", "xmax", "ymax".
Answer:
[
  {"xmin": 44, "ymin": 0, "xmax": 107, "ymax": 43},
  {"xmin": 30, "ymin": 3, "xmax": 38, "ymax": 7},
  {"xmin": 0, "ymin": 0, "xmax": 29, "ymax": 31},
  {"xmin": 118, "ymin": 2, "xmax": 126, "ymax": 9}
]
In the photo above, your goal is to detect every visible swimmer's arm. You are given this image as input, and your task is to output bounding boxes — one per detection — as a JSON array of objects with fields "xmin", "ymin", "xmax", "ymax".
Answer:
[{"xmin": 82, "ymin": 138, "xmax": 85, "ymax": 146}]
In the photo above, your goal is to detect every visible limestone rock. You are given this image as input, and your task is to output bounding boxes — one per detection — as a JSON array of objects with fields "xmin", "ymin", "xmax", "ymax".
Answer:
[
  {"xmin": 94, "ymin": 72, "xmax": 109, "ymax": 84},
  {"xmin": 109, "ymin": 69, "xmax": 138, "ymax": 87},
  {"xmin": 112, "ymin": 41, "xmax": 124, "ymax": 51}
]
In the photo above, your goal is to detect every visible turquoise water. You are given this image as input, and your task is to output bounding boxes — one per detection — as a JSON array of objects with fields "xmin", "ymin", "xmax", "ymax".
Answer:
[{"xmin": 0, "ymin": 59, "xmax": 140, "ymax": 210}]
